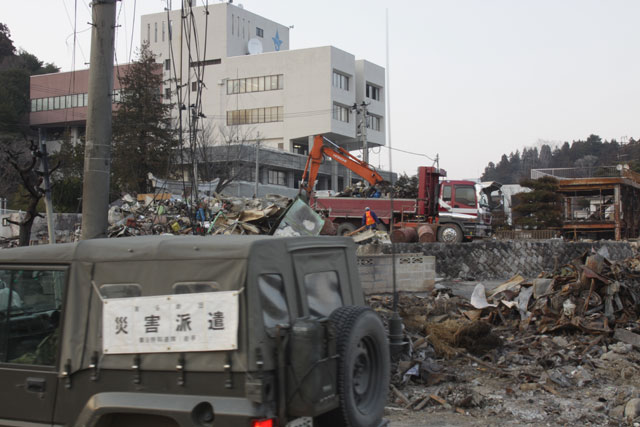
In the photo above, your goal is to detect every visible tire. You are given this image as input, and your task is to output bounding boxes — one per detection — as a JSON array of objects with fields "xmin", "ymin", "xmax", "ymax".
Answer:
[
  {"xmin": 323, "ymin": 306, "xmax": 390, "ymax": 427},
  {"xmin": 336, "ymin": 222, "xmax": 357, "ymax": 236},
  {"xmin": 437, "ymin": 223, "xmax": 463, "ymax": 244}
]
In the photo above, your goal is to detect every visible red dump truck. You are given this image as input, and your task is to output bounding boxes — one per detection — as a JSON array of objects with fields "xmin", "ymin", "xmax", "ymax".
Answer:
[{"xmin": 300, "ymin": 135, "xmax": 498, "ymax": 243}]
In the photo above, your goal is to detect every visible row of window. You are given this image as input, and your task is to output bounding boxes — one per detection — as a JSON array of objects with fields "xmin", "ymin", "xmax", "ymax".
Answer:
[
  {"xmin": 332, "ymin": 104, "xmax": 350, "ymax": 123},
  {"xmin": 367, "ymin": 115, "xmax": 382, "ymax": 131},
  {"xmin": 226, "ymin": 106, "xmax": 284, "ymax": 126},
  {"xmin": 268, "ymin": 170, "xmax": 287, "ymax": 186},
  {"xmin": 227, "ymin": 74, "xmax": 284, "ymax": 95},
  {"xmin": 366, "ymin": 83, "xmax": 380, "ymax": 101},
  {"xmin": 31, "ymin": 90, "xmax": 122, "ymax": 112},
  {"xmin": 332, "ymin": 103, "xmax": 382, "ymax": 130},
  {"xmin": 333, "ymin": 71, "xmax": 349, "ymax": 91}
]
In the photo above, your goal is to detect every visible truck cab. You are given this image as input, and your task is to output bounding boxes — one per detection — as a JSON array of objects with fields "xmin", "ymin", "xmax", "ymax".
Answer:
[{"xmin": 438, "ymin": 180, "xmax": 502, "ymax": 242}]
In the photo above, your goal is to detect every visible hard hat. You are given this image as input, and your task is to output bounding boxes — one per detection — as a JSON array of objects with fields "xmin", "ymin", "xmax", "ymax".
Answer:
[{"xmin": 365, "ymin": 207, "xmax": 370, "ymax": 211}]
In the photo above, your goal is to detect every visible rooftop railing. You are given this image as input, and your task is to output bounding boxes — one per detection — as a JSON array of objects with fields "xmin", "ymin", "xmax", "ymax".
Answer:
[{"xmin": 531, "ymin": 166, "xmax": 640, "ymax": 183}]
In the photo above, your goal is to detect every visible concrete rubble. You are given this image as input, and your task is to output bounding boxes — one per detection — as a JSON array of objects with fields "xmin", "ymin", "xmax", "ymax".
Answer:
[{"xmin": 374, "ymin": 249, "xmax": 640, "ymax": 425}]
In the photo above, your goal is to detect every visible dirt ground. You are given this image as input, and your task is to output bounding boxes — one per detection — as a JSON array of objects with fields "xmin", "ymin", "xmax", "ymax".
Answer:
[{"xmin": 385, "ymin": 348, "xmax": 640, "ymax": 426}]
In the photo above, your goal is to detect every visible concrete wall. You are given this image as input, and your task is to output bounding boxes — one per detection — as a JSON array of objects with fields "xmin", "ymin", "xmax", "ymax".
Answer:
[
  {"xmin": 357, "ymin": 253, "xmax": 435, "ymax": 294},
  {"xmin": 383, "ymin": 240, "xmax": 635, "ymax": 281},
  {"xmin": 1, "ymin": 213, "xmax": 81, "ymax": 244}
]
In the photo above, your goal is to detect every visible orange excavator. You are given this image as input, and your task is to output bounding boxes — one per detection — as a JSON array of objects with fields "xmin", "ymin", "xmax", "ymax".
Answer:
[{"xmin": 299, "ymin": 134, "xmax": 386, "ymax": 197}]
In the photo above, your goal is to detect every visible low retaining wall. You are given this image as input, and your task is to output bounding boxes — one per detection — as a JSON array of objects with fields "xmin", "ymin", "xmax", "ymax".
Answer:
[
  {"xmin": 357, "ymin": 253, "xmax": 435, "ymax": 294},
  {"xmin": 380, "ymin": 240, "xmax": 635, "ymax": 281}
]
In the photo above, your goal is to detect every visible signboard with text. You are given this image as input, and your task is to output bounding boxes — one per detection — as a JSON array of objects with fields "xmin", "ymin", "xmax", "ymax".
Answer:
[{"xmin": 102, "ymin": 291, "xmax": 239, "ymax": 354}]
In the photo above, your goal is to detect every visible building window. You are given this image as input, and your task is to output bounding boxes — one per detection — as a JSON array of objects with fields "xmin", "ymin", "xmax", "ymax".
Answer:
[
  {"xmin": 367, "ymin": 114, "xmax": 381, "ymax": 131},
  {"xmin": 165, "ymin": 59, "xmax": 170, "ymax": 71},
  {"xmin": 226, "ymin": 106, "xmax": 283, "ymax": 126},
  {"xmin": 154, "ymin": 22, "xmax": 158, "ymax": 43},
  {"xmin": 268, "ymin": 170, "xmax": 287, "ymax": 186},
  {"xmin": 366, "ymin": 83, "xmax": 380, "ymax": 101},
  {"xmin": 147, "ymin": 23, "xmax": 150, "ymax": 42},
  {"xmin": 192, "ymin": 81, "xmax": 198, "ymax": 92},
  {"xmin": 226, "ymin": 74, "xmax": 284, "ymax": 94},
  {"xmin": 232, "ymin": 14, "xmax": 234, "ymax": 35},
  {"xmin": 256, "ymin": 27, "xmax": 263, "ymax": 37},
  {"xmin": 162, "ymin": 21, "xmax": 165, "ymax": 42},
  {"xmin": 332, "ymin": 71, "xmax": 349, "ymax": 91},
  {"xmin": 164, "ymin": 88, "xmax": 171, "ymax": 98},
  {"xmin": 332, "ymin": 103, "xmax": 350, "ymax": 123}
]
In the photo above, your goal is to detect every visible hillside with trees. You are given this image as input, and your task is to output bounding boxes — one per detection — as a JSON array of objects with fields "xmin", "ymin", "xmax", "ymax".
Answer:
[{"xmin": 481, "ymin": 134, "xmax": 640, "ymax": 184}]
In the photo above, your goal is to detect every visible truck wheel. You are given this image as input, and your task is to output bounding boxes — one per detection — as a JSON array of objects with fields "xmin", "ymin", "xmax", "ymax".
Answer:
[
  {"xmin": 323, "ymin": 306, "xmax": 390, "ymax": 427},
  {"xmin": 336, "ymin": 222, "xmax": 357, "ymax": 236},
  {"xmin": 438, "ymin": 223, "xmax": 463, "ymax": 243}
]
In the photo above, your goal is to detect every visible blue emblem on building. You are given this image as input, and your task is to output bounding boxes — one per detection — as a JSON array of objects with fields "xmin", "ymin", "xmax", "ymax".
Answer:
[{"xmin": 272, "ymin": 30, "xmax": 283, "ymax": 51}]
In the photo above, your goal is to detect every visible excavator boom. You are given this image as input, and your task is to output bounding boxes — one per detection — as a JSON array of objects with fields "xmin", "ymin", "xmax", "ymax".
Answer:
[{"xmin": 300, "ymin": 135, "xmax": 385, "ymax": 195}]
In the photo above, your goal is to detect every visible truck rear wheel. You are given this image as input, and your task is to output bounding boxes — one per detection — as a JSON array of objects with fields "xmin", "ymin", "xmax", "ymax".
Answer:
[
  {"xmin": 437, "ymin": 223, "xmax": 463, "ymax": 243},
  {"xmin": 336, "ymin": 222, "xmax": 357, "ymax": 236},
  {"xmin": 319, "ymin": 306, "xmax": 390, "ymax": 427}
]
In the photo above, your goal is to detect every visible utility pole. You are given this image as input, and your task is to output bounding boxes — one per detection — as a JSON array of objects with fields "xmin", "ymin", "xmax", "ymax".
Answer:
[
  {"xmin": 353, "ymin": 101, "xmax": 369, "ymax": 164},
  {"xmin": 254, "ymin": 138, "xmax": 260, "ymax": 198},
  {"xmin": 81, "ymin": 0, "xmax": 117, "ymax": 240},
  {"xmin": 39, "ymin": 129, "xmax": 56, "ymax": 244}
]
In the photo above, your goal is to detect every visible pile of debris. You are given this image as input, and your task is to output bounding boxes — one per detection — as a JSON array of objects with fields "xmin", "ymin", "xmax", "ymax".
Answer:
[
  {"xmin": 107, "ymin": 193, "xmax": 292, "ymax": 237},
  {"xmin": 371, "ymin": 250, "xmax": 640, "ymax": 424}
]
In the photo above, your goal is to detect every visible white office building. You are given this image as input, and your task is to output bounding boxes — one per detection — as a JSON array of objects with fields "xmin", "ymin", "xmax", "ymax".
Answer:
[{"xmin": 141, "ymin": 2, "xmax": 387, "ymax": 195}]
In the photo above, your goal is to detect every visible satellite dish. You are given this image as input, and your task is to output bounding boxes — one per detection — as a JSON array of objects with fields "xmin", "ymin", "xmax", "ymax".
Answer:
[{"xmin": 248, "ymin": 38, "xmax": 263, "ymax": 55}]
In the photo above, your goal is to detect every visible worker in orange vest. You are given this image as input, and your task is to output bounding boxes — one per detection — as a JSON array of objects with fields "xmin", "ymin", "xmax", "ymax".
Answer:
[{"xmin": 362, "ymin": 207, "xmax": 380, "ymax": 230}]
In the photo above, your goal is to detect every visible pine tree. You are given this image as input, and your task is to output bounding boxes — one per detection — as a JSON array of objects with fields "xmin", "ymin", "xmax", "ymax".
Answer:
[
  {"xmin": 112, "ymin": 43, "xmax": 175, "ymax": 195},
  {"xmin": 512, "ymin": 176, "xmax": 562, "ymax": 229}
]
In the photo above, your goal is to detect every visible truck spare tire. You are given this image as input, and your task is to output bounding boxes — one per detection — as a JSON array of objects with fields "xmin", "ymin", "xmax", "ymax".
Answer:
[{"xmin": 322, "ymin": 306, "xmax": 390, "ymax": 427}]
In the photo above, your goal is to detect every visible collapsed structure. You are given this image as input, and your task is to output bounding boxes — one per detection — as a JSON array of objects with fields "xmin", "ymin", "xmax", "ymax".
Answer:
[{"xmin": 531, "ymin": 166, "xmax": 640, "ymax": 240}]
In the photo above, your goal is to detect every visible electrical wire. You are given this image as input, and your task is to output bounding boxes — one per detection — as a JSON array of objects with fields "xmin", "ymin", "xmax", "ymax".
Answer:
[{"xmin": 128, "ymin": 0, "xmax": 137, "ymax": 63}]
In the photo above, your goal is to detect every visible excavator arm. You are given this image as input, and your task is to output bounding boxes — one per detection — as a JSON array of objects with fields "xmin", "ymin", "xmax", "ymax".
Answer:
[{"xmin": 300, "ymin": 134, "xmax": 386, "ymax": 196}]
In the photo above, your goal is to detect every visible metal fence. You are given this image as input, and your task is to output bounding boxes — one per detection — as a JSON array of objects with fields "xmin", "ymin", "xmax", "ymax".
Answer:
[{"xmin": 494, "ymin": 229, "xmax": 559, "ymax": 240}]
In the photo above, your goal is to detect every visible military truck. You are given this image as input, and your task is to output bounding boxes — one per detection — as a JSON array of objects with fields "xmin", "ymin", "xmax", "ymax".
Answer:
[{"xmin": 0, "ymin": 235, "xmax": 389, "ymax": 426}]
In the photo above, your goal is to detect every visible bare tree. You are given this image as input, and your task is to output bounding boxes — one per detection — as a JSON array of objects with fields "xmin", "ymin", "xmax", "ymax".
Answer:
[
  {"xmin": 194, "ymin": 120, "xmax": 264, "ymax": 194},
  {"xmin": 2, "ymin": 139, "xmax": 58, "ymax": 246}
]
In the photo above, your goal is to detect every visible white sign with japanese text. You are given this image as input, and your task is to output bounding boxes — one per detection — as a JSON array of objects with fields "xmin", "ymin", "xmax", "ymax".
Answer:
[{"xmin": 102, "ymin": 291, "xmax": 239, "ymax": 354}]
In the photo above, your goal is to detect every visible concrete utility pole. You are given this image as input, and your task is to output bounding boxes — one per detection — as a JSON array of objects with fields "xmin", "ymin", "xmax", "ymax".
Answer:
[
  {"xmin": 81, "ymin": 0, "xmax": 117, "ymax": 240},
  {"xmin": 254, "ymin": 139, "xmax": 260, "ymax": 198},
  {"xmin": 39, "ymin": 129, "xmax": 56, "ymax": 244},
  {"xmin": 353, "ymin": 101, "xmax": 369, "ymax": 164}
]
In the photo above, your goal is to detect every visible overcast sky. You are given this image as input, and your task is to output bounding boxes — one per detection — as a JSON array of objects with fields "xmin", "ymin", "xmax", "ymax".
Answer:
[{"xmin": 4, "ymin": 0, "xmax": 640, "ymax": 179}]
